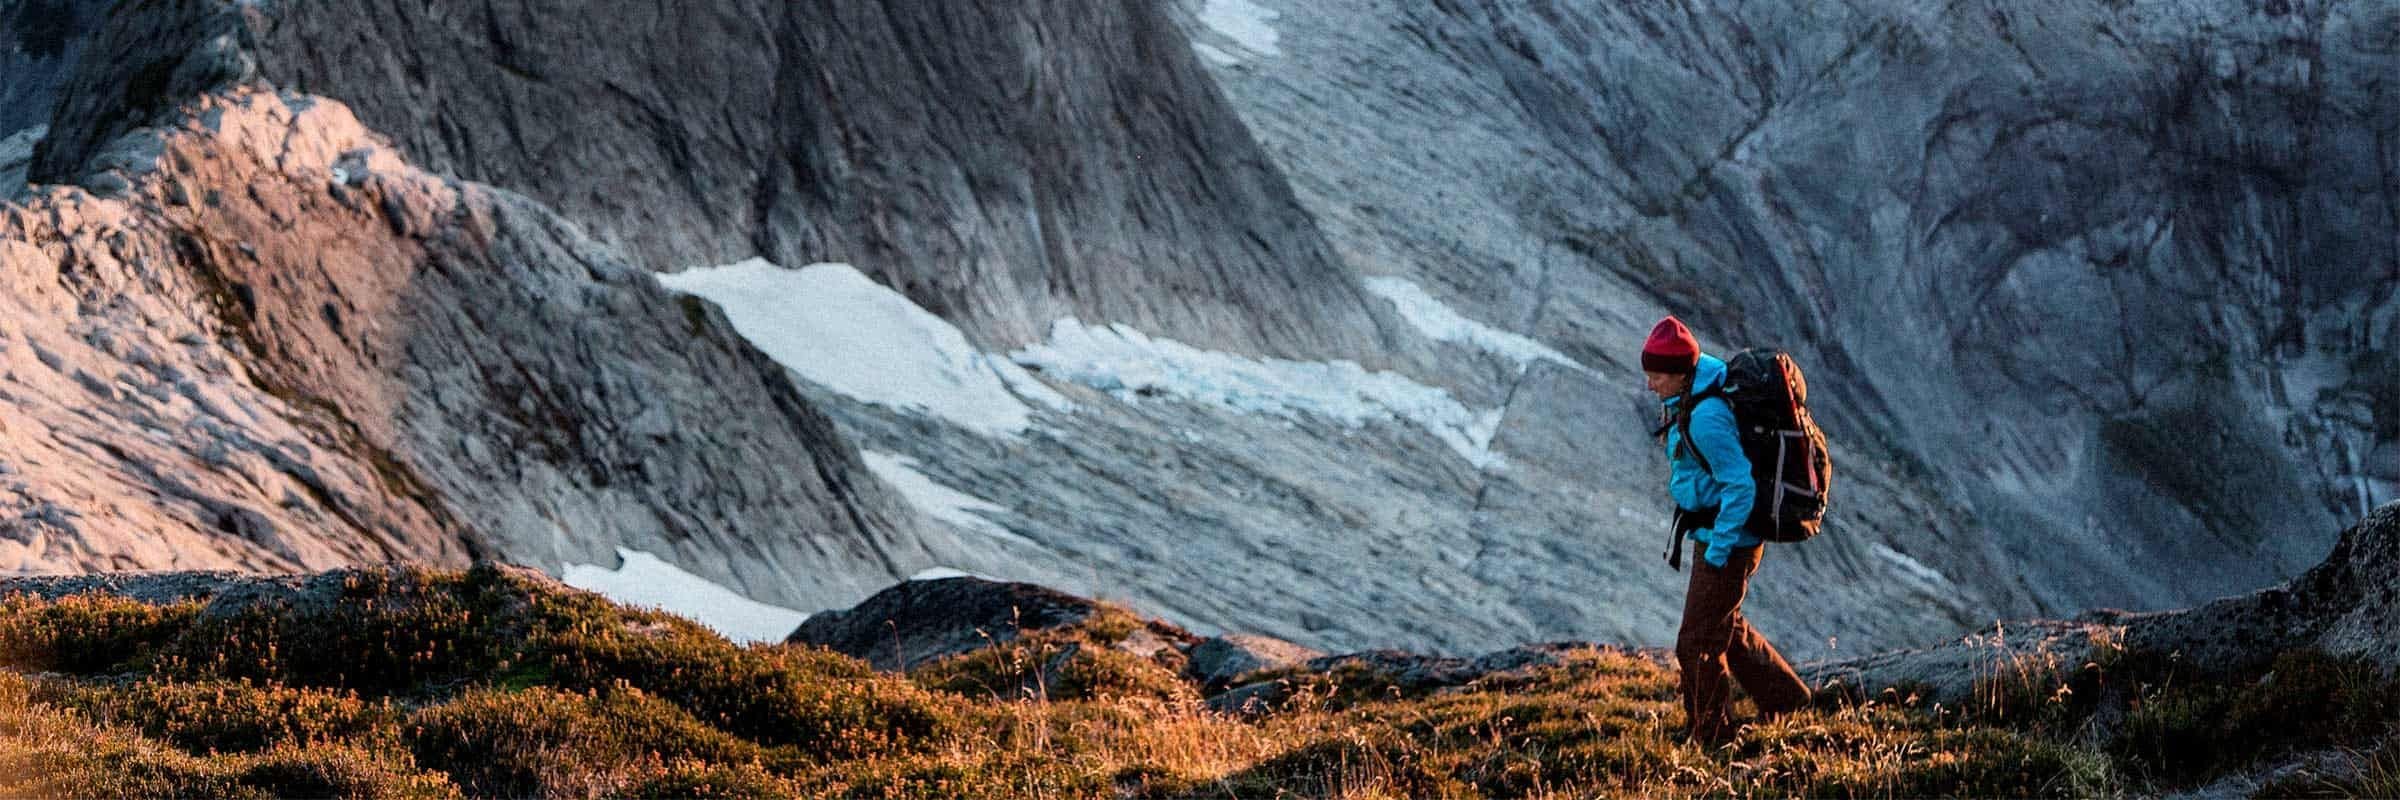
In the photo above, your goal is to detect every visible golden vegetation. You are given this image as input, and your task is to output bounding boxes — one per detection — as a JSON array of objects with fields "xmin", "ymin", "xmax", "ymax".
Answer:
[{"xmin": 0, "ymin": 565, "xmax": 2389, "ymax": 798}]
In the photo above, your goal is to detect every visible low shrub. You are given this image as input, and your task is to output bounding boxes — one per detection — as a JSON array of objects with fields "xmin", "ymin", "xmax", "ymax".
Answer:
[
  {"xmin": 6, "ymin": 567, "xmax": 2391, "ymax": 799},
  {"xmin": 40, "ymin": 678, "xmax": 403, "ymax": 754},
  {"xmin": 619, "ymin": 759, "xmax": 800, "ymax": 799},
  {"xmin": 0, "ymin": 593, "xmax": 200, "ymax": 674},
  {"xmin": 152, "ymin": 567, "xmax": 524, "ymax": 694},
  {"xmin": 232, "ymin": 743, "xmax": 460, "ymax": 800},
  {"xmin": 2110, "ymin": 650, "xmax": 2396, "ymax": 785},
  {"xmin": 913, "ymin": 635, "xmax": 1195, "ymax": 704},
  {"xmin": 406, "ymin": 686, "xmax": 757, "ymax": 798},
  {"xmin": 535, "ymin": 612, "xmax": 957, "ymax": 758}
]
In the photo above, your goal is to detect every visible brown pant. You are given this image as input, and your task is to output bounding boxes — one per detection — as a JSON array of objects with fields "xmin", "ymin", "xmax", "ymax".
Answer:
[{"xmin": 1676, "ymin": 540, "xmax": 1810, "ymax": 741}]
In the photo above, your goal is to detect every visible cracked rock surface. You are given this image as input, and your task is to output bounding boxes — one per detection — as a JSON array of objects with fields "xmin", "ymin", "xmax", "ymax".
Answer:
[
  {"xmin": 1186, "ymin": 0, "xmax": 2400, "ymax": 625},
  {"xmin": 1, "ymin": 84, "xmax": 948, "ymax": 609}
]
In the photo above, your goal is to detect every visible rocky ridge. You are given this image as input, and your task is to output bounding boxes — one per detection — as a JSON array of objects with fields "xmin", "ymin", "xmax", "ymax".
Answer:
[{"xmin": 0, "ymin": 79, "xmax": 953, "ymax": 605}]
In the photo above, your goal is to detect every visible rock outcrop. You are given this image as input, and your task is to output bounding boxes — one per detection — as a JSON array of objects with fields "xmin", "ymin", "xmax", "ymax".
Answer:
[
  {"xmin": 5, "ymin": 0, "xmax": 1474, "ymax": 646},
  {"xmin": 2, "ymin": 72, "xmax": 947, "ymax": 605},
  {"xmin": 1807, "ymin": 500, "xmax": 2400, "ymax": 704},
  {"xmin": 1186, "ymin": 633, "xmax": 1325, "ymax": 691},
  {"xmin": 790, "ymin": 574, "xmax": 1644, "ymax": 712},
  {"xmin": 790, "ymin": 575, "xmax": 1196, "ymax": 671},
  {"xmin": 2124, "ymin": 500, "xmax": 2400, "ymax": 673}
]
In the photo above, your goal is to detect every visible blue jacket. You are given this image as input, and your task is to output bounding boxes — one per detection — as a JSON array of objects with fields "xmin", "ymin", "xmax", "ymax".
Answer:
[{"xmin": 1663, "ymin": 354, "xmax": 1758, "ymax": 568}]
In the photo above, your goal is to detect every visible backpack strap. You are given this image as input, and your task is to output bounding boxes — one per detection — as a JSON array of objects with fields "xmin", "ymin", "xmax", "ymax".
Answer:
[
  {"xmin": 1661, "ymin": 387, "xmax": 1728, "ymax": 571},
  {"xmin": 1672, "ymin": 387, "xmax": 1726, "ymax": 476}
]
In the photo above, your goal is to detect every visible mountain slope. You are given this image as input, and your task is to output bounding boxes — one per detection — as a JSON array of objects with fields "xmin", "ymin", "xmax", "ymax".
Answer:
[
  {"xmin": 4, "ymin": 55, "xmax": 944, "ymax": 607},
  {"xmin": 206, "ymin": 0, "xmax": 1409, "ymax": 363},
  {"xmin": 10, "ymin": 0, "xmax": 2394, "ymax": 664},
  {"xmin": 1182, "ymin": 0, "xmax": 2400, "ymax": 620}
]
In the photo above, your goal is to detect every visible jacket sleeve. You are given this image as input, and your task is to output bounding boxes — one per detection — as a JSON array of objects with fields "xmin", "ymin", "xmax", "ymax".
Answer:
[{"xmin": 1688, "ymin": 397, "xmax": 1753, "ymax": 567}]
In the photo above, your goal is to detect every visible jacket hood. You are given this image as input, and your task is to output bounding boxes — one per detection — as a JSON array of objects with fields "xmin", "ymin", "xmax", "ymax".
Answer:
[{"xmin": 1667, "ymin": 353, "xmax": 1728, "ymax": 409}]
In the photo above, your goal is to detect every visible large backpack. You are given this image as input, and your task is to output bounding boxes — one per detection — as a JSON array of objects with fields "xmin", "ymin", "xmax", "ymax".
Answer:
[{"xmin": 1679, "ymin": 348, "xmax": 1834, "ymax": 543}]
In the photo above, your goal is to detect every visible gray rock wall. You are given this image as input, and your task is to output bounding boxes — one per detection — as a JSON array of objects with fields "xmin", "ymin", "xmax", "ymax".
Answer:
[
  {"xmin": 0, "ymin": 0, "xmax": 109, "ymax": 136},
  {"xmin": 229, "ymin": 0, "xmax": 1406, "ymax": 363},
  {"xmin": 1187, "ymin": 0, "xmax": 2400, "ymax": 620}
]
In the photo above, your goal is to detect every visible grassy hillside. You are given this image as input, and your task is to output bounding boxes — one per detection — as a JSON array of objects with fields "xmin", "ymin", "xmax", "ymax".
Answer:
[{"xmin": 0, "ymin": 566, "xmax": 2391, "ymax": 798}]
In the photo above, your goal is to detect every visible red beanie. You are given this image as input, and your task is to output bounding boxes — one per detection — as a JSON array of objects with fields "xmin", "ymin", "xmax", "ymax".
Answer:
[{"xmin": 1640, "ymin": 316, "xmax": 1699, "ymax": 374}]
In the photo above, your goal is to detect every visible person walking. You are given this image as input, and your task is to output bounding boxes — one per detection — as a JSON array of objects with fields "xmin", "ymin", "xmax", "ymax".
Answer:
[{"xmin": 1642, "ymin": 315, "xmax": 1812, "ymax": 744}]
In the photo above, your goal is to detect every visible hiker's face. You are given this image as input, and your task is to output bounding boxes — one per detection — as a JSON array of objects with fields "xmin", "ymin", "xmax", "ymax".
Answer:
[{"xmin": 1645, "ymin": 370, "xmax": 1691, "ymax": 398}]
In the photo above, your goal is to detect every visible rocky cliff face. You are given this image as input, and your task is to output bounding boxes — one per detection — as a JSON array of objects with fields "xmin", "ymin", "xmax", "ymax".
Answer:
[
  {"xmin": 3, "ymin": 50, "xmax": 946, "ymax": 607},
  {"xmin": 221, "ymin": 0, "xmax": 1407, "ymax": 363},
  {"xmin": 1184, "ymin": 0, "xmax": 2400, "ymax": 620}
]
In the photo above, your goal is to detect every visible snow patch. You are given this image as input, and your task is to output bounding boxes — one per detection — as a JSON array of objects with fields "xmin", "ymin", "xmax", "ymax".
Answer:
[
  {"xmin": 1192, "ymin": 42, "xmax": 1241, "ymax": 66},
  {"xmin": 860, "ymin": 450, "xmax": 1042, "ymax": 548},
  {"xmin": 657, "ymin": 259, "xmax": 1070, "ymax": 437},
  {"xmin": 561, "ymin": 548, "xmax": 811, "ymax": 643},
  {"xmin": 1197, "ymin": 0, "xmax": 1281, "ymax": 58},
  {"xmin": 1365, "ymin": 276, "xmax": 1586, "ymax": 373},
  {"xmin": 1871, "ymin": 543, "xmax": 1956, "ymax": 594},
  {"xmin": 1013, "ymin": 319, "xmax": 1506, "ymax": 468},
  {"xmin": 910, "ymin": 566, "xmax": 999, "ymax": 582}
]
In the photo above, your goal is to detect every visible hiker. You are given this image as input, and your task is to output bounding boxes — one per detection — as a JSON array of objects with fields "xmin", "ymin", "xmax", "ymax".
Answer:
[{"xmin": 1642, "ymin": 315, "xmax": 1812, "ymax": 744}]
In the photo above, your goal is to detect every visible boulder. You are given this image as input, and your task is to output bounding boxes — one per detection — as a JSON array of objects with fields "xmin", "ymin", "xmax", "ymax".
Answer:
[
  {"xmin": 790, "ymin": 576, "xmax": 1171, "ymax": 671},
  {"xmin": 1186, "ymin": 633, "xmax": 1324, "ymax": 691},
  {"xmin": 2123, "ymin": 501, "xmax": 2400, "ymax": 674}
]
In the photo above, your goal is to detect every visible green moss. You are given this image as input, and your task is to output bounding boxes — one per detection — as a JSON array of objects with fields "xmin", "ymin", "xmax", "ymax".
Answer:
[{"xmin": 1076, "ymin": 605, "xmax": 1144, "ymax": 644}]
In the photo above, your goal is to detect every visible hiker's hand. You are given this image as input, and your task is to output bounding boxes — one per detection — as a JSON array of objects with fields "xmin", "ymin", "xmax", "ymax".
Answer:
[{"xmin": 1702, "ymin": 541, "xmax": 1731, "ymax": 569}]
